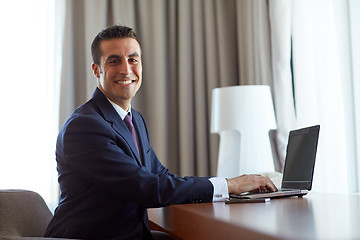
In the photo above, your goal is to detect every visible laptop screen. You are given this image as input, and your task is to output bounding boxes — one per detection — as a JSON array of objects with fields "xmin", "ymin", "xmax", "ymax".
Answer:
[{"xmin": 281, "ymin": 125, "xmax": 320, "ymax": 190}]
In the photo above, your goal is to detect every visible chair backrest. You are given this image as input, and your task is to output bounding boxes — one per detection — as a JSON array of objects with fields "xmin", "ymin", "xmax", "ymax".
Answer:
[{"xmin": 0, "ymin": 190, "xmax": 53, "ymax": 238}]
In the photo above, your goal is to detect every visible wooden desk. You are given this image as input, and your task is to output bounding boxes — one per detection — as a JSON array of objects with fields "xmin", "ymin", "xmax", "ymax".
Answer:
[{"xmin": 148, "ymin": 192, "xmax": 360, "ymax": 240}]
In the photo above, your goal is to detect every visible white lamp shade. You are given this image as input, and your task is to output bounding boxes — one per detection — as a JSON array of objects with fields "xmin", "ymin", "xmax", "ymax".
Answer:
[{"xmin": 211, "ymin": 85, "xmax": 277, "ymax": 177}]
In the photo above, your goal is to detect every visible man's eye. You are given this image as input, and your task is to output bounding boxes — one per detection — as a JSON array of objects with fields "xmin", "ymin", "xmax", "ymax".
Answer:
[
  {"xmin": 129, "ymin": 58, "xmax": 138, "ymax": 63},
  {"xmin": 109, "ymin": 59, "xmax": 119, "ymax": 64}
]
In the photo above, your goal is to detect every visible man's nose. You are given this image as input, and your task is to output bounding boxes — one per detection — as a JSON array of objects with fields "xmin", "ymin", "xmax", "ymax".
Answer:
[{"xmin": 119, "ymin": 62, "xmax": 132, "ymax": 75}]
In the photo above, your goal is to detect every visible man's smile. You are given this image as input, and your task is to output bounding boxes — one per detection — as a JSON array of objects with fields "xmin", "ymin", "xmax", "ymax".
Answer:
[{"xmin": 115, "ymin": 79, "xmax": 137, "ymax": 85}]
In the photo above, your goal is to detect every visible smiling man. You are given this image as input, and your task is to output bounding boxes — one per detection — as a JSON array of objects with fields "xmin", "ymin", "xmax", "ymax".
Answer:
[
  {"xmin": 92, "ymin": 37, "xmax": 142, "ymax": 111},
  {"xmin": 44, "ymin": 25, "xmax": 277, "ymax": 240}
]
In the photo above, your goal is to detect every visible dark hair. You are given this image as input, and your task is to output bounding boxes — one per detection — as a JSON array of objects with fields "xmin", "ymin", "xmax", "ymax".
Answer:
[{"xmin": 91, "ymin": 25, "xmax": 139, "ymax": 65}]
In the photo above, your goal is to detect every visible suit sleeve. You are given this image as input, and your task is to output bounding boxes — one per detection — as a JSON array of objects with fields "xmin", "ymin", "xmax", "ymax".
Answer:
[{"xmin": 58, "ymin": 114, "xmax": 213, "ymax": 208}]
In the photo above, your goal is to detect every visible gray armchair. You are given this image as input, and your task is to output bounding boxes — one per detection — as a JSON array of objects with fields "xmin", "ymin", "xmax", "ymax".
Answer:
[{"xmin": 0, "ymin": 189, "xmax": 75, "ymax": 240}]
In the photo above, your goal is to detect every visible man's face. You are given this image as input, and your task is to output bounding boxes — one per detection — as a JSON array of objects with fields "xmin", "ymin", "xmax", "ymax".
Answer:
[{"xmin": 92, "ymin": 37, "xmax": 142, "ymax": 111}]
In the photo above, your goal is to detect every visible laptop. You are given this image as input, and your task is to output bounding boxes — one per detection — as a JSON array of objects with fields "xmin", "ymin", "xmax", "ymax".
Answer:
[{"xmin": 230, "ymin": 125, "xmax": 320, "ymax": 200}]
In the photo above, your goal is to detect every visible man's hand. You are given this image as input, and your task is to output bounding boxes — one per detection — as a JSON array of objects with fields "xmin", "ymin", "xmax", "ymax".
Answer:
[{"xmin": 226, "ymin": 174, "xmax": 278, "ymax": 194}]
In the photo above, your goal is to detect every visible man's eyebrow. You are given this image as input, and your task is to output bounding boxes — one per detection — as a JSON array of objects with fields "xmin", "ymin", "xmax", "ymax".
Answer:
[
  {"xmin": 105, "ymin": 55, "xmax": 121, "ymax": 61},
  {"xmin": 129, "ymin": 53, "xmax": 140, "ymax": 58},
  {"xmin": 105, "ymin": 53, "xmax": 140, "ymax": 61}
]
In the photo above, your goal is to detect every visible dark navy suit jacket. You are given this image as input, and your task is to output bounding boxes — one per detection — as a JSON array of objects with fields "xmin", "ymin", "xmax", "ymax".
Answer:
[{"xmin": 44, "ymin": 88, "xmax": 213, "ymax": 240}]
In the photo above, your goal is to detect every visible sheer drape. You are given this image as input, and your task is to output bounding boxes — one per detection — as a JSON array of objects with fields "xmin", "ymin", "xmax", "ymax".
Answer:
[
  {"xmin": 269, "ymin": 0, "xmax": 295, "ymax": 171},
  {"xmin": 271, "ymin": 0, "xmax": 357, "ymax": 193},
  {"xmin": 349, "ymin": 0, "xmax": 360, "ymax": 190},
  {"xmin": 0, "ymin": 0, "xmax": 62, "ymax": 211},
  {"xmin": 60, "ymin": 0, "xmax": 276, "ymax": 177},
  {"xmin": 291, "ymin": 0, "xmax": 357, "ymax": 193}
]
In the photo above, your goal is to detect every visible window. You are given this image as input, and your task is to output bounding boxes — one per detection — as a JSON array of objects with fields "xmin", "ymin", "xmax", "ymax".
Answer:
[{"xmin": 0, "ymin": 0, "xmax": 63, "ymax": 211}]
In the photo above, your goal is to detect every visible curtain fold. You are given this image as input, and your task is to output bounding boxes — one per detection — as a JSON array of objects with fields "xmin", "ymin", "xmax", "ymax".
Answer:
[
  {"xmin": 59, "ymin": 0, "xmax": 86, "ymax": 126},
  {"xmin": 269, "ymin": 0, "xmax": 295, "ymax": 171},
  {"xmin": 61, "ymin": 0, "xmax": 277, "ymax": 177}
]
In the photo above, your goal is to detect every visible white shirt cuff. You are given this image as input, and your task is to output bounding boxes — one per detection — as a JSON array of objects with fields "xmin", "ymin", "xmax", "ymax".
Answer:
[{"xmin": 208, "ymin": 177, "xmax": 229, "ymax": 202}]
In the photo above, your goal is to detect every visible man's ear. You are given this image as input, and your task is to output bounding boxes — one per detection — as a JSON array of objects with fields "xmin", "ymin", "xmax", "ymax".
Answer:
[{"xmin": 92, "ymin": 63, "xmax": 101, "ymax": 79}]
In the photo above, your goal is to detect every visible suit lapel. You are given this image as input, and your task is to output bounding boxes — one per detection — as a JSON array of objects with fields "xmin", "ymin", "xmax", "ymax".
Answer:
[
  {"xmin": 92, "ymin": 88, "xmax": 143, "ymax": 166},
  {"xmin": 112, "ymin": 119, "xmax": 142, "ymax": 165},
  {"xmin": 132, "ymin": 111, "xmax": 150, "ymax": 169}
]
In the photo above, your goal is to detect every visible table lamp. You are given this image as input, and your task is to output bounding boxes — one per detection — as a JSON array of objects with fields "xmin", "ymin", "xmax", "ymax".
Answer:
[{"xmin": 211, "ymin": 85, "xmax": 277, "ymax": 178}]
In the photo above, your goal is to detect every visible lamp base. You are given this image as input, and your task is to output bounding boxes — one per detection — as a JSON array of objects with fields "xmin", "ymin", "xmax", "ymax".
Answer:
[{"xmin": 216, "ymin": 130, "xmax": 275, "ymax": 178}]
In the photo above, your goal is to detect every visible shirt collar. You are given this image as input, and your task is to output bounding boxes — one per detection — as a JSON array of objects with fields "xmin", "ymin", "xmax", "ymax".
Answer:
[{"xmin": 107, "ymin": 98, "xmax": 132, "ymax": 120}]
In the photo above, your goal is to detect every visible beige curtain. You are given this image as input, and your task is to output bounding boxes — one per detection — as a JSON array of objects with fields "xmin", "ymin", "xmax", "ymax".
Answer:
[{"xmin": 60, "ymin": 0, "xmax": 277, "ymax": 177}]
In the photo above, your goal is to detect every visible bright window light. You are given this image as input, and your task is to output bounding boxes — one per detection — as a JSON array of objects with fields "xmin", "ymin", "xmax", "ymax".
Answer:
[{"xmin": 0, "ymin": 0, "xmax": 62, "ymax": 211}]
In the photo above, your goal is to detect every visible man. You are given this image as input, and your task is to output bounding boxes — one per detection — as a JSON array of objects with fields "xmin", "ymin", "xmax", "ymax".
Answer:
[{"xmin": 45, "ymin": 25, "xmax": 277, "ymax": 240}]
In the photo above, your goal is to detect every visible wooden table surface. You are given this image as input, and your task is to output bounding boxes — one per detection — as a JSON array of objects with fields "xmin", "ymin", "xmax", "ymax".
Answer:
[{"xmin": 148, "ymin": 192, "xmax": 360, "ymax": 240}]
